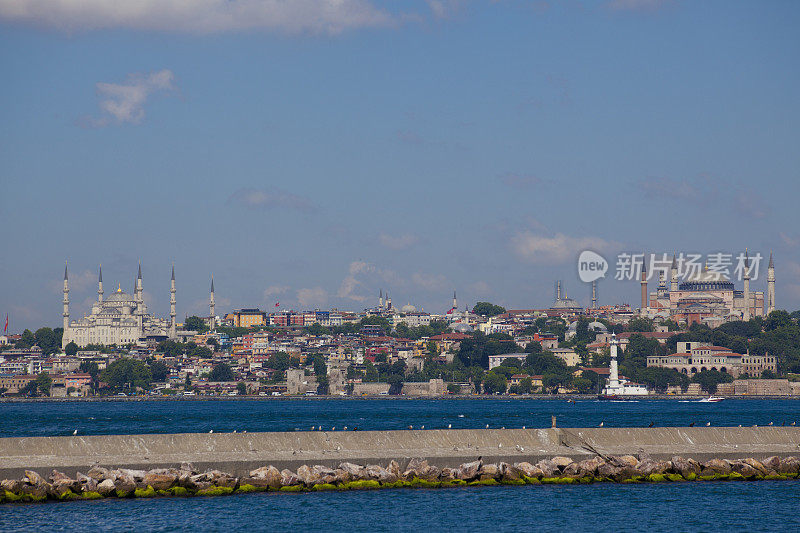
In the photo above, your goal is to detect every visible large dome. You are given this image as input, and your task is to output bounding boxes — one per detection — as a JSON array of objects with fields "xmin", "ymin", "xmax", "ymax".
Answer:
[
  {"xmin": 105, "ymin": 287, "xmax": 135, "ymax": 304},
  {"xmin": 401, "ymin": 304, "xmax": 417, "ymax": 313},
  {"xmin": 553, "ymin": 297, "xmax": 581, "ymax": 310}
]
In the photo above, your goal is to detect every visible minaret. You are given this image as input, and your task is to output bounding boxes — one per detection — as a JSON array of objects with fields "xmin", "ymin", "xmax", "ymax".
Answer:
[
  {"xmin": 97, "ymin": 264, "xmax": 104, "ymax": 304},
  {"xmin": 452, "ymin": 291, "xmax": 458, "ymax": 311},
  {"xmin": 379, "ymin": 289, "xmax": 383, "ymax": 312},
  {"xmin": 670, "ymin": 254, "xmax": 678, "ymax": 292},
  {"xmin": 62, "ymin": 261, "xmax": 70, "ymax": 333},
  {"xmin": 743, "ymin": 249, "xmax": 751, "ymax": 321},
  {"xmin": 386, "ymin": 293, "xmax": 392, "ymax": 310},
  {"xmin": 135, "ymin": 262, "xmax": 144, "ymax": 331},
  {"xmin": 556, "ymin": 280, "xmax": 562, "ymax": 301},
  {"xmin": 591, "ymin": 280, "xmax": 597, "ymax": 309},
  {"xmin": 767, "ymin": 252, "xmax": 775, "ymax": 315},
  {"xmin": 640, "ymin": 256, "xmax": 648, "ymax": 312},
  {"xmin": 209, "ymin": 275, "xmax": 216, "ymax": 320},
  {"xmin": 169, "ymin": 264, "xmax": 177, "ymax": 339}
]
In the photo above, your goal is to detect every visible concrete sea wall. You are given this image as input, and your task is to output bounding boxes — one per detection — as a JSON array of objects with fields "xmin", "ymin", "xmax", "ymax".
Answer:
[{"xmin": 2, "ymin": 427, "xmax": 799, "ymax": 480}]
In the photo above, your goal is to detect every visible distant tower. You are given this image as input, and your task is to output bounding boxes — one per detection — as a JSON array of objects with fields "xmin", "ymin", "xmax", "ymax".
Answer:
[
  {"xmin": 63, "ymin": 261, "xmax": 70, "ymax": 333},
  {"xmin": 556, "ymin": 280, "xmax": 562, "ymax": 301},
  {"xmin": 386, "ymin": 293, "xmax": 392, "ymax": 311},
  {"xmin": 670, "ymin": 254, "xmax": 678, "ymax": 292},
  {"xmin": 743, "ymin": 249, "xmax": 751, "ymax": 321},
  {"xmin": 640, "ymin": 256, "xmax": 648, "ymax": 312},
  {"xmin": 767, "ymin": 252, "xmax": 775, "ymax": 315},
  {"xmin": 608, "ymin": 335, "xmax": 620, "ymax": 389},
  {"xmin": 453, "ymin": 291, "xmax": 458, "ymax": 311},
  {"xmin": 591, "ymin": 279, "xmax": 597, "ymax": 309},
  {"xmin": 379, "ymin": 289, "xmax": 384, "ymax": 312},
  {"xmin": 135, "ymin": 262, "xmax": 144, "ymax": 331},
  {"xmin": 169, "ymin": 264, "xmax": 177, "ymax": 339},
  {"xmin": 97, "ymin": 264, "xmax": 104, "ymax": 304},
  {"xmin": 210, "ymin": 275, "xmax": 216, "ymax": 321}
]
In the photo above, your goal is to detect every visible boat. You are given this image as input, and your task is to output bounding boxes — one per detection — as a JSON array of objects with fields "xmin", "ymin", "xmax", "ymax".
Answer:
[{"xmin": 697, "ymin": 396, "xmax": 725, "ymax": 403}]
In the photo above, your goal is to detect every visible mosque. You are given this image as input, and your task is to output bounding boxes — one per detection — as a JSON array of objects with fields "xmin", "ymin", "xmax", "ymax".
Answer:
[
  {"xmin": 60, "ymin": 263, "xmax": 215, "ymax": 348},
  {"xmin": 641, "ymin": 252, "xmax": 776, "ymax": 326}
]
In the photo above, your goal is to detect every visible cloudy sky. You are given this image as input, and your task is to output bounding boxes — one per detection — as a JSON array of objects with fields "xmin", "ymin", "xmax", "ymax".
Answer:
[{"xmin": 1, "ymin": 0, "xmax": 799, "ymax": 331}]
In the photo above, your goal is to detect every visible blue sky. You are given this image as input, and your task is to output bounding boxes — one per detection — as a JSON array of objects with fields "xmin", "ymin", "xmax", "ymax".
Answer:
[{"xmin": 1, "ymin": 0, "xmax": 799, "ymax": 332}]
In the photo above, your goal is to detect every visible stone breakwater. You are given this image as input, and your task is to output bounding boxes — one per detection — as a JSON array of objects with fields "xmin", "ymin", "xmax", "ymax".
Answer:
[{"xmin": 2, "ymin": 453, "xmax": 800, "ymax": 503}]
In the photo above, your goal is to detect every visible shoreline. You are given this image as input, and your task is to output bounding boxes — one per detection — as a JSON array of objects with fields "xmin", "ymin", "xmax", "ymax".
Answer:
[{"xmin": 2, "ymin": 394, "xmax": 800, "ymax": 403}]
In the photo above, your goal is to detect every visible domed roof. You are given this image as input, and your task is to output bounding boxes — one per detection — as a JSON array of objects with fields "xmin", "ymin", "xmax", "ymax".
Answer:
[
  {"xmin": 553, "ymin": 297, "xmax": 581, "ymax": 309},
  {"xmin": 452, "ymin": 321, "xmax": 473, "ymax": 333},
  {"xmin": 105, "ymin": 285, "xmax": 134, "ymax": 304},
  {"xmin": 401, "ymin": 303, "xmax": 417, "ymax": 313}
]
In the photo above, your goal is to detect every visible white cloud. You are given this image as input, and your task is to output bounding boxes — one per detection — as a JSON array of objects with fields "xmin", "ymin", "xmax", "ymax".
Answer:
[
  {"xmin": 337, "ymin": 260, "xmax": 400, "ymax": 302},
  {"xmin": 84, "ymin": 69, "xmax": 175, "ymax": 127},
  {"xmin": 412, "ymin": 272, "xmax": 447, "ymax": 291},
  {"xmin": 470, "ymin": 280, "xmax": 491, "ymax": 295},
  {"xmin": 228, "ymin": 187, "xmax": 315, "ymax": 212},
  {"xmin": 263, "ymin": 285, "xmax": 290, "ymax": 300},
  {"xmin": 511, "ymin": 231, "xmax": 619, "ymax": 264},
  {"xmin": 297, "ymin": 287, "xmax": 327, "ymax": 308},
  {"xmin": 0, "ymin": 0, "xmax": 394, "ymax": 34},
  {"xmin": 379, "ymin": 232, "xmax": 418, "ymax": 250}
]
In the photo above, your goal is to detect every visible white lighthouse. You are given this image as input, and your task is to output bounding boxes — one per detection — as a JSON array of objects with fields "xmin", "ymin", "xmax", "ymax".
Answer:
[{"xmin": 601, "ymin": 334, "xmax": 649, "ymax": 397}]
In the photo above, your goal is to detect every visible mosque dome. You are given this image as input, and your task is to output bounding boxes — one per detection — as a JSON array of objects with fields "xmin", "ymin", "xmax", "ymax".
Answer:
[
  {"xmin": 401, "ymin": 304, "xmax": 417, "ymax": 313},
  {"xmin": 553, "ymin": 297, "xmax": 581, "ymax": 310},
  {"xmin": 567, "ymin": 320, "xmax": 607, "ymax": 334},
  {"xmin": 678, "ymin": 269, "xmax": 734, "ymax": 292},
  {"xmin": 452, "ymin": 321, "xmax": 473, "ymax": 333}
]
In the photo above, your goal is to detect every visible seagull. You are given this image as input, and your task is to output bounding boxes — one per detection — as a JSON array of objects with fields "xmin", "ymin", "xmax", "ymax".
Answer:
[
  {"xmin": 706, "ymin": 422, "xmax": 711, "ymax": 427},
  {"xmin": 332, "ymin": 427, "xmax": 335, "ymax": 431},
  {"xmin": 598, "ymin": 421, "xmax": 604, "ymax": 427},
  {"xmin": 791, "ymin": 422, "xmax": 796, "ymax": 426},
  {"xmin": 689, "ymin": 422, "xmax": 695, "ymax": 427},
  {"xmin": 343, "ymin": 426, "xmax": 348, "ymax": 431},
  {"xmin": 648, "ymin": 422, "xmax": 654, "ymax": 428},
  {"xmin": 485, "ymin": 424, "xmax": 489, "ymax": 429},
  {"xmin": 209, "ymin": 430, "xmax": 213, "ymax": 433},
  {"xmin": 233, "ymin": 430, "xmax": 237, "ymax": 433},
  {"xmin": 501, "ymin": 426, "xmax": 505, "ymax": 430},
  {"xmin": 768, "ymin": 422, "xmax": 774, "ymax": 426},
  {"xmin": 408, "ymin": 425, "xmax": 413, "ymax": 430},
  {"xmin": 448, "ymin": 424, "xmax": 452, "ymax": 429},
  {"xmin": 73, "ymin": 429, "xmax": 78, "ymax": 436},
  {"xmin": 738, "ymin": 424, "xmax": 742, "ymax": 427},
  {"xmin": 421, "ymin": 425, "xmax": 425, "ymax": 430}
]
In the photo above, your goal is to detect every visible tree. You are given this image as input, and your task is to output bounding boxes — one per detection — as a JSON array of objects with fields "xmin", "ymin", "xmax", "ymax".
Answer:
[
  {"xmin": 185, "ymin": 374, "xmax": 192, "ymax": 389},
  {"xmin": 21, "ymin": 373, "xmax": 52, "ymax": 397},
  {"xmin": 149, "ymin": 360, "xmax": 169, "ymax": 382},
  {"xmin": 627, "ymin": 317, "xmax": 654, "ymax": 333},
  {"xmin": 307, "ymin": 323, "xmax": 329, "ymax": 336},
  {"xmin": 35, "ymin": 327, "xmax": 63, "ymax": 356},
  {"xmin": 206, "ymin": 338, "xmax": 219, "ymax": 348},
  {"xmin": 267, "ymin": 352, "xmax": 292, "ymax": 372},
  {"xmin": 623, "ymin": 334, "xmax": 661, "ymax": 368},
  {"xmin": 16, "ymin": 329, "xmax": 36, "ymax": 349},
  {"xmin": 184, "ymin": 316, "xmax": 209, "ymax": 333},
  {"xmin": 472, "ymin": 302, "xmax": 507, "ymax": 317},
  {"xmin": 483, "ymin": 371, "xmax": 507, "ymax": 394},
  {"xmin": 691, "ymin": 369, "xmax": 733, "ymax": 394},
  {"xmin": 237, "ymin": 382, "xmax": 247, "ymax": 395},
  {"xmin": 364, "ymin": 361, "xmax": 379, "ymax": 382},
  {"xmin": 64, "ymin": 341, "xmax": 79, "ymax": 356},
  {"xmin": 209, "ymin": 362, "xmax": 235, "ymax": 382},
  {"xmin": 101, "ymin": 359, "xmax": 152, "ymax": 391},
  {"xmin": 447, "ymin": 383, "xmax": 461, "ymax": 394}
]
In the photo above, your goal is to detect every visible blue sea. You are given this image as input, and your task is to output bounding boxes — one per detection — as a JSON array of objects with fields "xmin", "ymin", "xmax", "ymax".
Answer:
[{"xmin": 2, "ymin": 398, "xmax": 800, "ymax": 531}]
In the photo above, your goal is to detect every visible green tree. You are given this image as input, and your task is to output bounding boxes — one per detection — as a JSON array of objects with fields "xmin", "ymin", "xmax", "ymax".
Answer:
[
  {"xmin": 21, "ymin": 373, "xmax": 53, "ymax": 397},
  {"xmin": 184, "ymin": 316, "xmax": 209, "ymax": 333},
  {"xmin": 16, "ymin": 329, "xmax": 36, "ymax": 349},
  {"xmin": 34, "ymin": 327, "xmax": 63, "ymax": 356},
  {"xmin": 307, "ymin": 323, "xmax": 330, "ymax": 336},
  {"xmin": 101, "ymin": 359, "xmax": 152, "ymax": 391},
  {"xmin": 691, "ymin": 369, "xmax": 733, "ymax": 394},
  {"xmin": 64, "ymin": 341, "xmax": 79, "ymax": 356},
  {"xmin": 364, "ymin": 361, "xmax": 379, "ymax": 382},
  {"xmin": 184, "ymin": 374, "xmax": 192, "ymax": 389},
  {"xmin": 267, "ymin": 352, "xmax": 292, "ymax": 372},
  {"xmin": 472, "ymin": 302, "xmax": 507, "ymax": 317},
  {"xmin": 149, "ymin": 360, "xmax": 169, "ymax": 382},
  {"xmin": 209, "ymin": 362, "xmax": 235, "ymax": 382},
  {"xmin": 627, "ymin": 317, "xmax": 654, "ymax": 332},
  {"xmin": 237, "ymin": 382, "xmax": 247, "ymax": 395},
  {"xmin": 483, "ymin": 371, "xmax": 507, "ymax": 394}
]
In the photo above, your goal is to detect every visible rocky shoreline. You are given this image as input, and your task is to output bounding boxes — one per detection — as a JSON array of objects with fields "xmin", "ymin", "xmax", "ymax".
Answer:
[{"xmin": 2, "ymin": 454, "xmax": 799, "ymax": 504}]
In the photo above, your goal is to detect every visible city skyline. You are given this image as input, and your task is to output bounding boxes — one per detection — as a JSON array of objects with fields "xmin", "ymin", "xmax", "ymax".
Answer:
[{"xmin": 2, "ymin": 1, "xmax": 800, "ymax": 330}]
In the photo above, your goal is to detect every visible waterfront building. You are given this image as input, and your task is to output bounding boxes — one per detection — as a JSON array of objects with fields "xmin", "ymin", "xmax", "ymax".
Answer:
[{"xmin": 646, "ymin": 342, "xmax": 777, "ymax": 378}]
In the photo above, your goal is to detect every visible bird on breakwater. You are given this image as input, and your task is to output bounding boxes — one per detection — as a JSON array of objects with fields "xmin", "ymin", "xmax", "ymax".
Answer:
[
  {"xmin": 485, "ymin": 424, "xmax": 489, "ymax": 429},
  {"xmin": 343, "ymin": 426, "xmax": 347, "ymax": 431},
  {"xmin": 233, "ymin": 430, "xmax": 237, "ymax": 433},
  {"xmin": 792, "ymin": 422, "xmax": 796, "ymax": 426},
  {"xmin": 73, "ymin": 429, "xmax": 78, "ymax": 436},
  {"xmin": 768, "ymin": 422, "xmax": 774, "ymax": 426},
  {"xmin": 209, "ymin": 430, "xmax": 213, "ymax": 433},
  {"xmin": 332, "ymin": 427, "xmax": 335, "ymax": 431},
  {"xmin": 598, "ymin": 421, "xmax": 604, "ymax": 427},
  {"xmin": 689, "ymin": 422, "xmax": 695, "ymax": 427},
  {"xmin": 408, "ymin": 425, "xmax": 413, "ymax": 430},
  {"xmin": 448, "ymin": 424, "xmax": 452, "ymax": 429},
  {"xmin": 648, "ymin": 422, "xmax": 654, "ymax": 428},
  {"xmin": 706, "ymin": 422, "xmax": 711, "ymax": 427},
  {"xmin": 738, "ymin": 425, "xmax": 742, "ymax": 428},
  {"xmin": 522, "ymin": 426, "xmax": 526, "ymax": 430}
]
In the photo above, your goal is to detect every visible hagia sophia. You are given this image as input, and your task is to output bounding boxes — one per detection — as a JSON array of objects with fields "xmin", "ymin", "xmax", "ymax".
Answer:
[{"xmin": 640, "ymin": 252, "xmax": 776, "ymax": 326}]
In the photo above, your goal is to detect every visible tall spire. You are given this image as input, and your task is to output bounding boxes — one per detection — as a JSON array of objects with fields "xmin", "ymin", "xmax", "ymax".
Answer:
[
  {"xmin": 98, "ymin": 264, "xmax": 104, "ymax": 304},
  {"xmin": 62, "ymin": 261, "xmax": 70, "ymax": 343},
  {"xmin": 169, "ymin": 263, "xmax": 177, "ymax": 339},
  {"xmin": 209, "ymin": 274, "xmax": 216, "ymax": 325},
  {"xmin": 640, "ymin": 254, "xmax": 648, "ymax": 313},
  {"xmin": 670, "ymin": 254, "xmax": 678, "ymax": 292},
  {"xmin": 767, "ymin": 251, "xmax": 775, "ymax": 315},
  {"xmin": 138, "ymin": 261, "xmax": 142, "ymax": 280},
  {"xmin": 743, "ymin": 249, "xmax": 751, "ymax": 321}
]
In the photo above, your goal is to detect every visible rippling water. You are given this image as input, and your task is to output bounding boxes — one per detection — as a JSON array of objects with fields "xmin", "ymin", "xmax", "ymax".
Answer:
[
  {"xmin": 1, "ymin": 398, "xmax": 798, "ymax": 437},
  {"xmin": 1, "ymin": 481, "xmax": 799, "ymax": 532}
]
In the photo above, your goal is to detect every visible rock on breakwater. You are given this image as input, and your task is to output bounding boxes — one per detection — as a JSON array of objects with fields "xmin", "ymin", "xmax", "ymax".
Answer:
[{"xmin": 2, "ymin": 454, "xmax": 800, "ymax": 504}]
